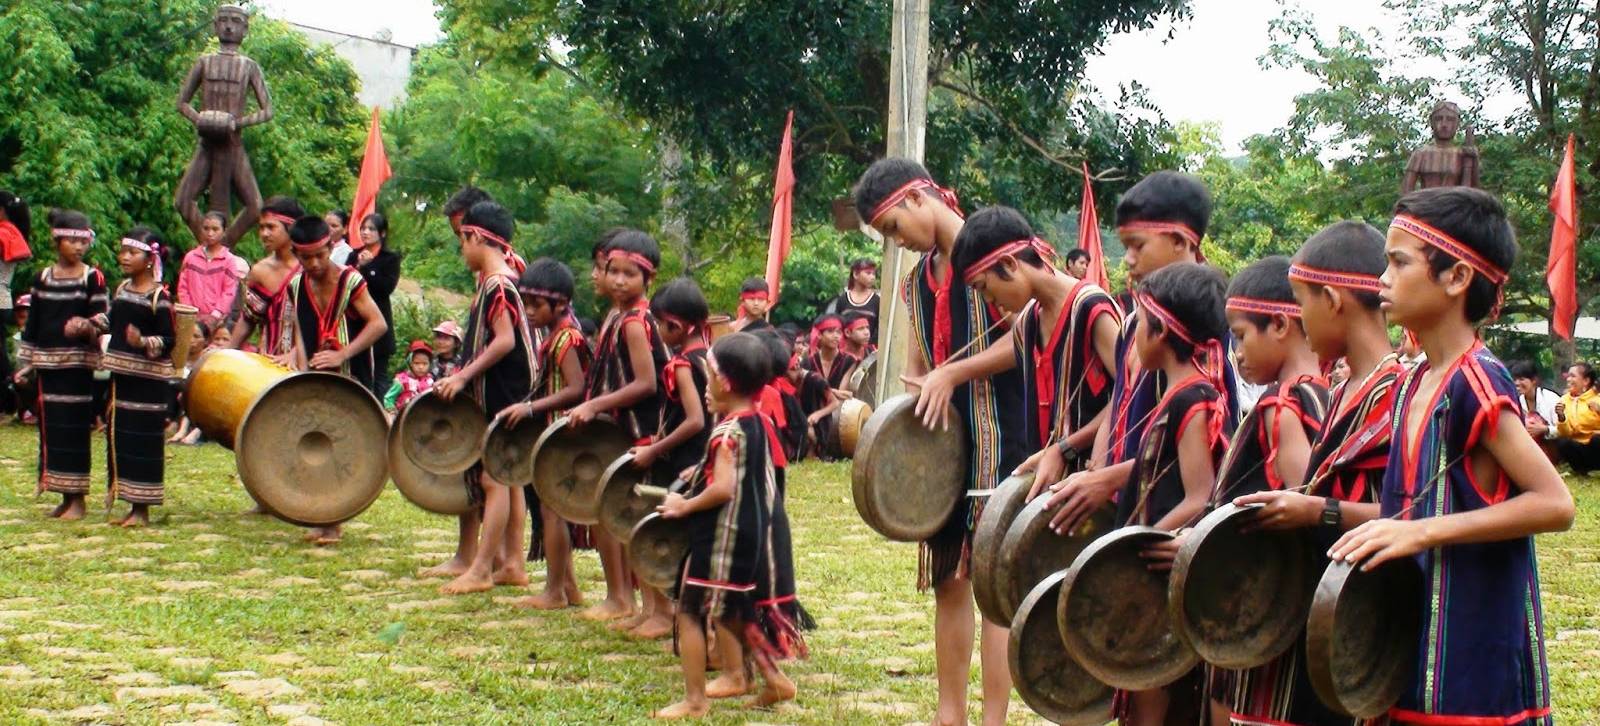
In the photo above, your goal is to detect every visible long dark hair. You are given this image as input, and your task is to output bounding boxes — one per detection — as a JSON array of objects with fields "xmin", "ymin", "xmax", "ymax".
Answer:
[{"xmin": 0, "ymin": 191, "xmax": 31, "ymax": 238}]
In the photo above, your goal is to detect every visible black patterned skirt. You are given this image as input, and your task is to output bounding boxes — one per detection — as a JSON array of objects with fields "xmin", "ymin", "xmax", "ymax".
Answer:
[
  {"xmin": 37, "ymin": 368, "xmax": 95, "ymax": 495},
  {"xmin": 107, "ymin": 373, "xmax": 169, "ymax": 506}
]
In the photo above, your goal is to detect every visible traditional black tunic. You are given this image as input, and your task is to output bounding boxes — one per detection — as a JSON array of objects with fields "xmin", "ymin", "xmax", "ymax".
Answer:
[
  {"xmin": 461, "ymin": 272, "xmax": 536, "ymax": 498},
  {"xmin": 289, "ymin": 267, "xmax": 373, "ymax": 390},
  {"xmin": 18, "ymin": 266, "xmax": 108, "ymax": 495},
  {"xmin": 657, "ymin": 343, "xmax": 711, "ymax": 480},
  {"xmin": 806, "ymin": 349, "xmax": 858, "ymax": 390},
  {"xmin": 583, "ymin": 300, "xmax": 669, "ymax": 443},
  {"xmin": 902, "ymin": 253, "xmax": 1028, "ymax": 589},
  {"xmin": 677, "ymin": 412, "xmax": 807, "ymax": 661},
  {"xmin": 1212, "ymin": 376, "xmax": 1328, "ymax": 502},
  {"xmin": 103, "ymin": 281, "xmax": 176, "ymax": 506},
  {"xmin": 1114, "ymin": 375, "xmax": 1230, "ymax": 527},
  {"xmin": 1010, "ymin": 280, "xmax": 1119, "ymax": 457}
]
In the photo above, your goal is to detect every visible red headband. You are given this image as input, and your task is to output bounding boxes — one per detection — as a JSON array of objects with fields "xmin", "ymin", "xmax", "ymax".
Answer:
[
  {"xmin": 1388, "ymin": 215, "xmax": 1507, "ymax": 285},
  {"xmin": 262, "ymin": 212, "xmax": 297, "ymax": 228},
  {"xmin": 1118, "ymin": 221, "xmax": 1205, "ymax": 262},
  {"xmin": 1287, "ymin": 263, "xmax": 1383, "ymax": 293},
  {"xmin": 741, "ymin": 290, "xmax": 769, "ymax": 302},
  {"xmin": 812, "ymin": 318, "xmax": 843, "ymax": 333},
  {"xmin": 518, "ymin": 286, "xmax": 569, "ymax": 303},
  {"xmin": 961, "ymin": 237, "xmax": 1056, "ymax": 284},
  {"xmin": 292, "ymin": 235, "xmax": 330, "ymax": 251},
  {"xmin": 1225, "ymin": 297, "xmax": 1301, "ymax": 318},
  {"xmin": 867, "ymin": 179, "xmax": 963, "ymax": 224},
  {"xmin": 845, "ymin": 316, "xmax": 872, "ymax": 331},
  {"xmin": 121, "ymin": 237, "xmax": 164, "ymax": 282},
  {"xmin": 1136, "ymin": 290, "xmax": 1230, "ymax": 445},
  {"xmin": 52, "ymin": 228, "xmax": 94, "ymax": 241},
  {"xmin": 461, "ymin": 224, "xmax": 508, "ymax": 249},
  {"xmin": 607, "ymin": 249, "xmax": 657, "ymax": 275}
]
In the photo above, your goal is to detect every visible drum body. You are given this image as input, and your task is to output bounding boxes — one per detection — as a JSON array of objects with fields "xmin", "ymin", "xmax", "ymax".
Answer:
[
  {"xmin": 972, "ymin": 475, "xmax": 1031, "ymax": 626},
  {"xmin": 708, "ymin": 314, "xmax": 735, "ymax": 341},
  {"xmin": 834, "ymin": 398, "xmax": 872, "ymax": 457},
  {"xmin": 171, "ymin": 303, "xmax": 198, "ymax": 376},
  {"xmin": 186, "ymin": 350, "xmax": 389, "ymax": 526},
  {"xmin": 995, "ymin": 499, "xmax": 1113, "ymax": 628},
  {"xmin": 630, "ymin": 512, "xmax": 692, "ymax": 590},
  {"xmin": 847, "ymin": 352, "xmax": 879, "ymax": 408},
  {"xmin": 851, "ymin": 394, "xmax": 969, "ymax": 541},
  {"xmin": 597, "ymin": 453, "xmax": 661, "ymax": 542}
]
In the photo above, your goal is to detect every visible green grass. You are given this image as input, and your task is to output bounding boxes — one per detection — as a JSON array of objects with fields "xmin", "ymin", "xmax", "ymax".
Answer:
[{"xmin": 0, "ymin": 420, "xmax": 1597, "ymax": 724}]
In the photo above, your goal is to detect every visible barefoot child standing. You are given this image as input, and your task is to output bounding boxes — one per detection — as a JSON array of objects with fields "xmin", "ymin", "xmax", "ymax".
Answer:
[
  {"xmin": 103, "ymin": 228, "xmax": 178, "ymax": 527},
  {"xmin": 434, "ymin": 201, "xmax": 537, "ymax": 594},
  {"xmin": 16, "ymin": 210, "xmax": 108, "ymax": 521},
  {"xmin": 654, "ymin": 332, "xmax": 803, "ymax": 719}
]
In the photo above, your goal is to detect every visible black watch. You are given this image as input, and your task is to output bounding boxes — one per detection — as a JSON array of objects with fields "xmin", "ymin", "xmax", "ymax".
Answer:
[
  {"xmin": 1056, "ymin": 440, "xmax": 1081, "ymax": 462},
  {"xmin": 1320, "ymin": 497, "xmax": 1342, "ymax": 528}
]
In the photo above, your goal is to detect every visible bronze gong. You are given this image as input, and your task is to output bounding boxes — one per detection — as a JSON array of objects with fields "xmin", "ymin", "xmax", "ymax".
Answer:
[
  {"xmin": 629, "ymin": 512, "xmax": 691, "ymax": 590},
  {"xmin": 833, "ymin": 398, "xmax": 872, "ymax": 458},
  {"xmin": 188, "ymin": 350, "xmax": 389, "ymax": 526},
  {"xmin": 1168, "ymin": 503, "xmax": 1319, "ymax": 669},
  {"xmin": 530, "ymin": 415, "xmax": 633, "ymax": 526},
  {"xmin": 1008, "ymin": 570, "xmax": 1116, "ymax": 726},
  {"xmin": 480, "ymin": 415, "xmax": 544, "ymax": 487},
  {"xmin": 851, "ymin": 393, "xmax": 970, "ymax": 542},
  {"xmin": 387, "ymin": 421, "xmax": 473, "ymax": 516},
  {"xmin": 398, "ymin": 390, "xmax": 487, "ymax": 475},
  {"xmin": 996, "ymin": 498, "xmax": 1114, "ymax": 629},
  {"xmin": 1306, "ymin": 557, "xmax": 1424, "ymax": 719},
  {"xmin": 1058, "ymin": 526, "xmax": 1199, "ymax": 690},
  {"xmin": 847, "ymin": 351, "xmax": 878, "ymax": 408},
  {"xmin": 971, "ymin": 475, "xmax": 1032, "ymax": 626},
  {"xmin": 597, "ymin": 453, "xmax": 666, "ymax": 542}
]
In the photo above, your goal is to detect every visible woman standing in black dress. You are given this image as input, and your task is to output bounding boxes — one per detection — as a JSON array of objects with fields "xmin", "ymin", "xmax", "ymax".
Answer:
[{"xmin": 355, "ymin": 212, "xmax": 400, "ymax": 397}]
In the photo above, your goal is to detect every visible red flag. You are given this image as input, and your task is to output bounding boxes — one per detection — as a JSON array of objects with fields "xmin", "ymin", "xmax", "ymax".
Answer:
[
  {"xmin": 1078, "ymin": 162, "xmax": 1109, "ymax": 289},
  {"xmin": 349, "ymin": 107, "xmax": 392, "ymax": 250},
  {"xmin": 1548, "ymin": 133, "xmax": 1578, "ymax": 340},
  {"xmin": 765, "ymin": 111, "xmax": 795, "ymax": 302}
]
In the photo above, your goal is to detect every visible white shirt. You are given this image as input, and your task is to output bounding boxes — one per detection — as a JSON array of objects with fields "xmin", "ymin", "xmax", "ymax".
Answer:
[
  {"xmin": 330, "ymin": 241, "xmax": 354, "ymax": 266},
  {"xmin": 1526, "ymin": 386, "xmax": 1562, "ymax": 438}
]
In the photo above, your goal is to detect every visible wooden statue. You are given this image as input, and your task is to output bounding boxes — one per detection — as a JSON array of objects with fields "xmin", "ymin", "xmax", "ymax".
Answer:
[
  {"xmin": 1402, "ymin": 101, "xmax": 1480, "ymax": 193},
  {"xmin": 174, "ymin": 4, "xmax": 273, "ymax": 248}
]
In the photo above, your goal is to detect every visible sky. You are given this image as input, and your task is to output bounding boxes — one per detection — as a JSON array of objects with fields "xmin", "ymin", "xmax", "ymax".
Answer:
[{"xmin": 257, "ymin": 0, "xmax": 1411, "ymax": 152}]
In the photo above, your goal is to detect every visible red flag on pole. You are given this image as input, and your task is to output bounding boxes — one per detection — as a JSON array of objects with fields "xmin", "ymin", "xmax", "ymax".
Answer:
[
  {"xmin": 1548, "ymin": 133, "xmax": 1578, "ymax": 340},
  {"xmin": 349, "ymin": 106, "xmax": 392, "ymax": 250},
  {"xmin": 1078, "ymin": 162, "xmax": 1109, "ymax": 289},
  {"xmin": 765, "ymin": 110, "xmax": 795, "ymax": 302}
]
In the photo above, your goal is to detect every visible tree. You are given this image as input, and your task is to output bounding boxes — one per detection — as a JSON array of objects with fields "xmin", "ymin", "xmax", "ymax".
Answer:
[{"xmin": 0, "ymin": 0, "xmax": 365, "ymax": 280}]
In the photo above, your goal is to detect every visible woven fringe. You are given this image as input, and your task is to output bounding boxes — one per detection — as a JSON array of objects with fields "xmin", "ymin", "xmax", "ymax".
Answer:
[{"xmin": 917, "ymin": 535, "xmax": 972, "ymax": 592}]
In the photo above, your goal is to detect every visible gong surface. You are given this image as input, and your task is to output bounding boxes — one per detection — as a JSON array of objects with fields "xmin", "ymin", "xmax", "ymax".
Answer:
[
  {"xmin": 997, "ymin": 499, "xmax": 1114, "ymax": 629},
  {"xmin": 835, "ymin": 398, "xmax": 872, "ymax": 457},
  {"xmin": 1009, "ymin": 571, "xmax": 1116, "ymax": 726},
  {"xmin": 1306, "ymin": 558, "xmax": 1424, "ymax": 719},
  {"xmin": 597, "ymin": 453, "xmax": 659, "ymax": 542},
  {"xmin": 629, "ymin": 512, "xmax": 691, "ymax": 590},
  {"xmin": 1058, "ymin": 526, "xmax": 1198, "ymax": 690},
  {"xmin": 850, "ymin": 394, "xmax": 969, "ymax": 541},
  {"xmin": 531, "ymin": 416, "xmax": 633, "ymax": 526},
  {"xmin": 387, "ymin": 422, "xmax": 473, "ymax": 516},
  {"xmin": 972, "ymin": 475, "xmax": 1032, "ymax": 626},
  {"xmin": 848, "ymin": 352, "xmax": 879, "ymax": 408},
  {"xmin": 236, "ymin": 372, "xmax": 389, "ymax": 527},
  {"xmin": 480, "ymin": 415, "xmax": 544, "ymax": 487},
  {"xmin": 1169, "ymin": 503, "xmax": 1318, "ymax": 669},
  {"xmin": 185, "ymin": 349, "xmax": 294, "ymax": 449},
  {"xmin": 398, "ymin": 390, "xmax": 487, "ymax": 475}
]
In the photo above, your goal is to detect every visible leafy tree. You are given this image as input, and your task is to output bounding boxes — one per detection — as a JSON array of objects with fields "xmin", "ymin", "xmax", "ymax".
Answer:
[{"xmin": 0, "ymin": 0, "xmax": 365, "ymax": 281}]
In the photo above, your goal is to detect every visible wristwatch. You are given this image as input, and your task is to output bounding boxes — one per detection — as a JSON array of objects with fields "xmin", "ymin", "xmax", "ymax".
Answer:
[
  {"xmin": 1320, "ymin": 497, "xmax": 1342, "ymax": 528},
  {"xmin": 1056, "ymin": 440, "xmax": 1082, "ymax": 464}
]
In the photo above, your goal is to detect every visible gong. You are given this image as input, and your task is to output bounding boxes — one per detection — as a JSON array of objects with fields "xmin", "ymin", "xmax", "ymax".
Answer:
[
  {"xmin": 851, "ymin": 394, "xmax": 970, "ymax": 542},
  {"xmin": 1058, "ymin": 526, "xmax": 1198, "ymax": 690},
  {"xmin": 1306, "ymin": 558, "xmax": 1424, "ymax": 719},
  {"xmin": 480, "ymin": 415, "xmax": 544, "ymax": 487},
  {"xmin": 847, "ymin": 351, "xmax": 878, "ymax": 408},
  {"xmin": 387, "ymin": 422, "xmax": 473, "ymax": 516},
  {"xmin": 1008, "ymin": 571, "xmax": 1116, "ymax": 726},
  {"xmin": 597, "ymin": 453, "xmax": 665, "ymax": 542},
  {"xmin": 629, "ymin": 512, "xmax": 691, "ymax": 590},
  {"xmin": 1168, "ymin": 503, "xmax": 1319, "ymax": 669},
  {"xmin": 996, "ymin": 498, "xmax": 1114, "ymax": 629},
  {"xmin": 397, "ymin": 390, "xmax": 487, "ymax": 475},
  {"xmin": 833, "ymin": 398, "xmax": 872, "ymax": 458},
  {"xmin": 972, "ymin": 475, "xmax": 1032, "ymax": 626},
  {"xmin": 530, "ymin": 415, "xmax": 633, "ymax": 526}
]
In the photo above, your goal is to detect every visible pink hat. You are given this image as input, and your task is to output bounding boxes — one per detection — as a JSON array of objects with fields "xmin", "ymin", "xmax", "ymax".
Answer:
[
  {"xmin": 431, "ymin": 320, "xmax": 462, "ymax": 342},
  {"xmin": 15, "ymin": 294, "xmax": 30, "ymax": 308}
]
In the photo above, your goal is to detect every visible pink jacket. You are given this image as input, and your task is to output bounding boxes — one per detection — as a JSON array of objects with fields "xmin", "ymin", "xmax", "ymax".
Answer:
[{"xmin": 177, "ymin": 246, "xmax": 248, "ymax": 322}]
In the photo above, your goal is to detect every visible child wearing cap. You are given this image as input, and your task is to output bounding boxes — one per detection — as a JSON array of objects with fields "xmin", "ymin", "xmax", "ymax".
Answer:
[{"xmin": 384, "ymin": 340, "xmax": 436, "ymax": 413}]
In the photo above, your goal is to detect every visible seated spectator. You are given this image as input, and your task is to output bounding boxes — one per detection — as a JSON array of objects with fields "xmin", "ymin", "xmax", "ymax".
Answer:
[
  {"xmin": 1554, "ymin": 362, "xmax": 1600, "ymax": 474},
  {"xmin": 1512, "ymin": 360, "xmax": 1562, "ymax": 442}
]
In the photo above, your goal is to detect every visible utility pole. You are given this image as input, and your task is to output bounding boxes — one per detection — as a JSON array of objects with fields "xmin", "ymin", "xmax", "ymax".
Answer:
[{"xmin": 873, "ymin": 0, "xmax": 931, "ymax": 404}]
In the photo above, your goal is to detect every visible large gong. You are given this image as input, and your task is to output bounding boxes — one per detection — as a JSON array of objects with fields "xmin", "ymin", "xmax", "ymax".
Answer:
[
  {"xmin": 1058, "ymin": 526, "xmax": 1198, "ymax": 690},
  {"xmin": 1306, "ymin": 558, "xmax": 1424, "ymax": 719},
  {"xmin": 851, "ymin": 394, "xmax": 969, "ymax": 542},
  {"xmin": 530, "ymin": 416, "xmax": 633, "ymax": 526},
  {"xmin": 995, "ymin": 498, "xmax": 1114, "ymax": 629},
  {"xmin": 971, "ymin": 475, "xmax": 1031, "ymax": 626},
  {"xmin": 1008, "ymin": 571, "xmax": 1115, "ymax": 725},
  {"xmin": 397, "ymin": 390, "xmax": 486, "ymax": 475}
]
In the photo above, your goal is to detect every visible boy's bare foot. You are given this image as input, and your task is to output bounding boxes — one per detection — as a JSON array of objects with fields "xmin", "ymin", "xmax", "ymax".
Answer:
[
  {"xmin": 630, "ymin": 614, "xmax": 674, "ymax": 640},
  {"xmin": 58, "ymin": 497, "xmax": 86, "ymax": 521},
  {"xmin": 610, "ymin": 610, "xmax": 649, "ymax": 631},
  {"xmin": 418, "ymin": 558, "xmax": 470, "ymax": 579},
  {"xmin": 312, "ymin": 526, "xmax": 342, "ymax": 546},
  {"xmin": 512, "ymin": 591, "xmax": 571, "ymax": 610},
  {"xmin": 652, "ymin": 699, "xmax": 708, "ymax": 719},
  {"xmin": 492, "ymin": 567, "xmax": 529, "ymax": 587},
  {"xmin": 751, "ymin": 673, "xmax": 795, "ymax": 709},
  {"xmin": 49, "ymin": 500, "xmax": 71, "ymax": 518},
  {"xmin": 705, "ymin": 674, "xmax": 749, "ymax": 699},
  {"xmin": 579, "ymin": 600, "xmax": 633, "ymax": 621},
  {"xmin": 440, "ymin": 570, "xmax": 494, "ymax": 595}
]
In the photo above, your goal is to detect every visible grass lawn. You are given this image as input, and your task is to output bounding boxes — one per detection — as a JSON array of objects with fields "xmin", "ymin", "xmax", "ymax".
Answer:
[{"xmin": 0, "ymin": 420, "xmax": 1597, "ymax": 724}]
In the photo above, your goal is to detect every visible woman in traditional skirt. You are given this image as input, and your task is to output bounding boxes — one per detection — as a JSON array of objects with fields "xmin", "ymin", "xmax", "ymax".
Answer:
[
  {"xmin": 655, "ymin": 333, "xmax": 803, "ymax": 719},
  {"xmin": 15, "ymin": 209, "xmax": 108, "ymax": 521},
  {"xmin": 103, "ymin": 228, "xmax": 176, "ymax": 527}
]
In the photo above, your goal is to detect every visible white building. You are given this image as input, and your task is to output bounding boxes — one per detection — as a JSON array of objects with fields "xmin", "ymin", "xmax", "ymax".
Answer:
[{"xmin": 289, "ymin": 23, "xmax": 416, "ymax": 110}]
